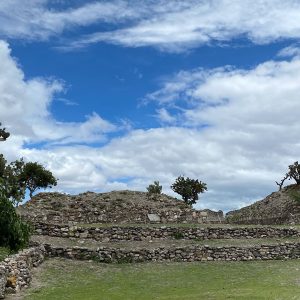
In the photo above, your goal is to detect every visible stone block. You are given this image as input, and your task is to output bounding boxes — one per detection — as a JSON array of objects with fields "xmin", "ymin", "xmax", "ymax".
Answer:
[{"xmin": 147, "ymin": 214, "xmax": 160, "ymax": 222}]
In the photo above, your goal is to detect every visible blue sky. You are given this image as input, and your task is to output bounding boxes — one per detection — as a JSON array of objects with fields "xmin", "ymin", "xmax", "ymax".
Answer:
[{"xmin": 1, "ymin": 1, "xmax": 300, "ymax": 212}]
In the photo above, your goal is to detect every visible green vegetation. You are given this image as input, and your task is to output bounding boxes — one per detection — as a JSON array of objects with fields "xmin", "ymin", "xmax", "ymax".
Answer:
[
  {"xmin": 23, "ymin": 258, "xmax": 300, "ymax": 300},
  {"xmin": 171, "ymin": 176, "xmax": 207, "ymax": 206},
  {"xmin": 0, "ymin": 195, "xmax": 31, "ymax": 251},
  {"xmin": 172, "ymin": 231, "xmax": 184, "ymax": 240},
  {"xmin": 146, "ymin": 181, "xmax": 162, "ymax": 195},
  {"xmin": 0, "ymin": 154, "xmax": 57, "ymax": 205},
  {"xmin": 0, "ymin": 247, "xmax": 9, "ymax": 261},
  {"xmin": 0, "ymin": 123, "xmax": 10, "ymax": 141},
  {"xmin": 18, "ymin": 162, "xmax": 57, "ymax": 198},
  {"xmin": 0, "ymin": 123, "xmax": 56, "ymax": 251}
]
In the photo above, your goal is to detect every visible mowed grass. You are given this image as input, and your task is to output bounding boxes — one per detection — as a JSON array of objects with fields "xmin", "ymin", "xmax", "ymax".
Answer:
[{"xmin": 23, "ymin": 258, "xmax": 300, "ymax": 300}]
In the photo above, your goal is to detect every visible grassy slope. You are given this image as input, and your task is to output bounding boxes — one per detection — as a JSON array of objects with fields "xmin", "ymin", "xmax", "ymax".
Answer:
[{"xmin": 24, "ymin": 259, "xmax": 300, "ymax": 300}]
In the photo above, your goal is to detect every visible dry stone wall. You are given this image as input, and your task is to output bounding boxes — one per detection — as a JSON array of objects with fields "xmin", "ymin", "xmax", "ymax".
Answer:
[
  {"xmin": 44, "ymin": 242, "xmax": 300, "ymax": 263},
  {"xmin": 18, "ymin": 191, "xmax": 224, "ymax": 225},
  {"xmin": 33, "ymin": 223, "xmax": 300, "ymax": 241},
  {"xmin": 0, "ymin": 246, "xmax": 45, "ymax": 299}
]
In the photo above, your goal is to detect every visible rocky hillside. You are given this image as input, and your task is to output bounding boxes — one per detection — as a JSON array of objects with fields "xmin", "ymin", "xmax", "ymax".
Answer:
[
  {"xmin": 18, "ymin": 190, "xmax": 223, "ymax": 225},
  {"xmin": 226, "ymin": 185, "xmax": 300, "ymax": 225}
]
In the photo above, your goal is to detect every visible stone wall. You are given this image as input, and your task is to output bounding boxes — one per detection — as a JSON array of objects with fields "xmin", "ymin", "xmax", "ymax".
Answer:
[
  {"xmin": 18, "ymin": 191, "xmax": 224, "ymax": 225},
  {"xmin": 44, "ymin": 242, "xmax": 300, "ymax": 263},
  {"xmin": 33, "ymin": 223, "xmax": 300, "ymax": 241},
  {"xmin": 0, "ymin": 246, "xmax": 45, "ymax": 299}
]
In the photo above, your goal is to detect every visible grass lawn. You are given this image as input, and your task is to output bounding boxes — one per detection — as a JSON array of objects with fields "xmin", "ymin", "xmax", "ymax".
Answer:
[
  {"xmin": 0, "ymin": 247, "xmax": 9, "ymax": 262},
  {"xmin": 22, "ymin": 258, "xmax": 300, "ymax": 300}
]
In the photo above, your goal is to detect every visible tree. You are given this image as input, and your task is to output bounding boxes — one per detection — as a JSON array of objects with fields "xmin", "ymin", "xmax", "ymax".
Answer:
[
  {"xmin": 287, "ymin": 161, "xmax": 300, "ymax": 184},
  {"xmin": 0, "ymin": 124, "xmax": 30, "ymax": 251},
  {"xmin": 0, "ymin": 155, "xmax": 57, "ymax": 204},
  {"xmin": 276, "ymin": 161, "xmax": 300, "ymax": 190},
  {"xmin": 146, "ymin": 181, "xmax": 162, "ymax": 195},
  {"xmin": 171, "ymin": 176, "xmax": 207, "ymax": 206},
  {"xmin": 0, "ymin": 193, "xmax": 31, "ymax": 251},
  {"xmin": 18, "ymin": 162, "xmax": 57, "ymax": 198},
  {"xmin": 0, "ymin": 155, "xmax": 26, "ymax": 204},
  {"xmin": 0, "ymin": 123, "xmax": 10, "ymax": 141}
]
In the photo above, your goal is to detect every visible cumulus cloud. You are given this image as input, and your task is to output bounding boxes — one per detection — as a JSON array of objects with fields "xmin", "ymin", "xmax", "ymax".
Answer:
[
  {"xmin": 2, "ymin": 36, "xmax": 300, "ymax": 212},
  {"xmin": 0, "ymin": 40, "xmax": 116, "ymax": 158},
  {"xmin": 139, "ymin": 54, "xmax": 300, "ymax": 209}
]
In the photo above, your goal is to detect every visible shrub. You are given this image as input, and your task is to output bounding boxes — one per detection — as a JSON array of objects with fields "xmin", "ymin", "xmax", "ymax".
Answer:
[
  {"xmin": 146, "ymin": 181, "xmax": 162, "ymax": 195},
  {"xmin": 0, "ymin": 194, "xmax": 31, "ymax": 251},
  {"xmin": 171, "ymin": 176, "xmax": 207, "ymax": 206},
  {"xmin": 173, "ymin": 231, "xmax": 184, "ymax": 240}
]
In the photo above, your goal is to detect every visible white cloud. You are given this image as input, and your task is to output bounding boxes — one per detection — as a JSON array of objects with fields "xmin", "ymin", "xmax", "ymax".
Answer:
[
  {"xmin": 277, "ymin": 45, "xmax": 300, "ymax": 58},
  {"xmin": 0, "ymin": 0, "xmax": 141, "ymax": 40},
  {"xmin": 155, "ymin": 108, "xmax": 177, "ymax": 124},
  {"xmin": 2, "ymin": 1, "xmax": 300, "ymax": 52},
  {"xmin": 0, "ymin": 40, "xmax": 116, "ymax": 157},
  {"xmin": 2, "ymin": 37, "xmax": 300, "ymax": 212},
  {"xmin": 68, "ymin": 0, "xmax": 300, "ymax": 52}
]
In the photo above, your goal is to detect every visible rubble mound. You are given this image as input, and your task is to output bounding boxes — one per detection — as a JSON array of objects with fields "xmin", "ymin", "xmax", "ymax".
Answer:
[
  {"xmin": 226, "ymin": 185, "xmax": 300, "ymax": 225},
  {"xmin": 18, "ymin": 190, "xmax": 223, "ymax": 225}
]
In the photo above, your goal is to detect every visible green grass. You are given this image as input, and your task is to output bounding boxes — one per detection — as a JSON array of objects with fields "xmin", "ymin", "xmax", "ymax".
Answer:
[
  {"xmin": 0, "ymin": 247, "xmax": 9, "ymax": 262},
  {"xmin": 23, "ymin": 258, "xmax": 300, "ymax": 300}
]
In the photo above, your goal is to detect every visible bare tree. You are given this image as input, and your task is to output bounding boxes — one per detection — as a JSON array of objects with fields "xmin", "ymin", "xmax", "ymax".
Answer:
[
  {"xmin": 276, "ymin": 161, "xmax": 300, "ymax": 190},
  {"xmin": 276, "ymin": 174, "xmax": 288, "ymax": 191}
]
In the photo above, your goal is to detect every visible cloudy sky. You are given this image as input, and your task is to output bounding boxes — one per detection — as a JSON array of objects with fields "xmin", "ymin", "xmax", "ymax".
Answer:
[{"xmin": 1, "ymin": 0, "xmax": 300, "ymax": 212}]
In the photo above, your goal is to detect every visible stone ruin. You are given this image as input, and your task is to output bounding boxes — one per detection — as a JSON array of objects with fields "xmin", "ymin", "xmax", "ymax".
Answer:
[
  {"xmin": 18, "ymin": 190, "xmax": 224, "ymax": 225},
  {"xmin": 226, "ymin": 184, "xmax": 300, "ymax": 225}
]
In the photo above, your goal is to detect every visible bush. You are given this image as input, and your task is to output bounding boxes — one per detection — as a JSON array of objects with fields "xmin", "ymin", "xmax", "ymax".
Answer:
[
  {"xmin": 171, "ymin": 176, "xmax": 207, "ymax": 206},
  {"xmin": 146, "ymin": 181, "xmax": 162, "ymax": 195},
  {"xmin": 0, "ymin": 194, "xmax": 31, "ymax": 251}
]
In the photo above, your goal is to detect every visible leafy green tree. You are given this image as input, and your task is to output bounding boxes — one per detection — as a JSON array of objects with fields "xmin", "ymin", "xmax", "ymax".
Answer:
[
  {"xmin": 0, "ymin": 155, "xmax": 26, "ymax": 204},
  {"xmin": 147, "ymin": 181, "xmax": 162, "ymax": 195},
  {"xmin": 0, "ymin": 123, "xmax": 10, "ymax": 141},
  {"xmin": 0, "ymin": 124, "xmax": 30, "ymax": 251},
  {"xmin": 171, "ymin": 176, "xmax": 207, "ymax": 206},
  {"xmin": 0, "ymin": 155, "xmax": 57, "ymax": 204},
  {"xmin": 18, "ymin": 162, "xmax": 57, "ymax": 198},
  {"xmin": 287, "ymin": 161, "xmax": 300, "ymax": 184},
  {"xmin": 0, "ymin": 193, "xmax": 31, "ymax": 251}
]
